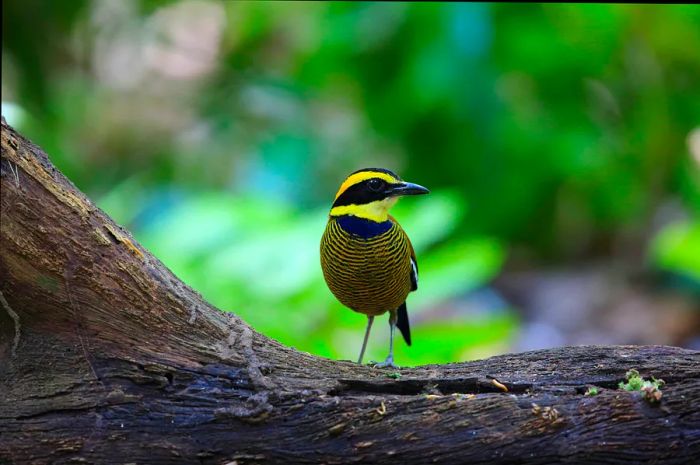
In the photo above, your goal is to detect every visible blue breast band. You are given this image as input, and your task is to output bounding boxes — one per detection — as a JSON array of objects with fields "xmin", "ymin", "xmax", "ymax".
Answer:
[{"xmin": 337, "ymin": 216, "xmax": 392, "ymax": 238}]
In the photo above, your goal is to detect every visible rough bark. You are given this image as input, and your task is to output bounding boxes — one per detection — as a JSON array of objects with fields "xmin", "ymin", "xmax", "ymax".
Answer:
[{"xmin": 1, "ymin": 119, "xmax": 699, "ymax": 465}]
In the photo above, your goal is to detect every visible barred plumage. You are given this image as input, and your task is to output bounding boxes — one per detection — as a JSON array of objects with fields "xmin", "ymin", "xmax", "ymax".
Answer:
[
  {"xmin": 320, "ymin": 167, "xmax": 429, "ymax": 367},
  {"xmin": 320, "ymin": 217, "xmax": 412, "ymax": 316}
]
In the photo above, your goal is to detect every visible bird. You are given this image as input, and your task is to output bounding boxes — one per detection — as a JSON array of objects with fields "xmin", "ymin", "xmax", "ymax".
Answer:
[{"xmin": 320, "ymin": 168, "xmax": 429, "ymax": 367}]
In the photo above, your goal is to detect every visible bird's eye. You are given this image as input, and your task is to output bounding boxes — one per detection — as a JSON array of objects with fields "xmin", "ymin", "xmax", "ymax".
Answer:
[{"xmin": 367, "ymin": 179, "xmax": 384, "ymax": 191}]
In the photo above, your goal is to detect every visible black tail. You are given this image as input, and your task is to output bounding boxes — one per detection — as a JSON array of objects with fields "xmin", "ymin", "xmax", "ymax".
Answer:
[{"xmin": 396, "ymin": 302, "xmax": 411, "ymax": 346}]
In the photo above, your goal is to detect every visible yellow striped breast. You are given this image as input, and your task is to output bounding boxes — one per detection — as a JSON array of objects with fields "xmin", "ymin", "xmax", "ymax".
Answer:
[{"xmin": 320, "ymin": 217, "xmax": 413, "ymax": 316}]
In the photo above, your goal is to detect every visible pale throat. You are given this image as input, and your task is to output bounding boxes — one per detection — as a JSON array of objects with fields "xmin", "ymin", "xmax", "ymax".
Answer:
[{"xmin": 330, "ymin": 197, "xmax": 398, "ymax": 223}]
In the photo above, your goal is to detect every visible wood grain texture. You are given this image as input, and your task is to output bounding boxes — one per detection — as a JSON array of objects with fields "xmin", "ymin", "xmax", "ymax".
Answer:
[{"xmin": 1, "ymin": 119, "xmax": 699, "ymax": 465}]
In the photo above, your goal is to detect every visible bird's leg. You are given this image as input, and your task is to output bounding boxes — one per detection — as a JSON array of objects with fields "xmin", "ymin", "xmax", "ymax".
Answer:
[
  {"xmin": 357, "ymin": 316, "xmax": 374, "ymax": 364},
  {"xmin": 373, "ymin": 310, "xmax": 398, "ymax": 368}
]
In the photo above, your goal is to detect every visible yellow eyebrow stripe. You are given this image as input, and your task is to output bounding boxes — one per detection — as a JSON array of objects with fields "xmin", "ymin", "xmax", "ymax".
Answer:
[{"xmin": 334, "ymin": 171, "xmax": 398, "ymax": 200}]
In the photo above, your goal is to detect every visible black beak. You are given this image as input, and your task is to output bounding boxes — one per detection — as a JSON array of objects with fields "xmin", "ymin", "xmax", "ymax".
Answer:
[{"xmin": 388, "ymin": 181, "xmax": 430, "ymax": 197}]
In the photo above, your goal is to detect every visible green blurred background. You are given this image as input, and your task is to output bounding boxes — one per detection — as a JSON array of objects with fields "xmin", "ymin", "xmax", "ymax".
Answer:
[{"xmin": 2, "ymin": 1, "xmax": 699, "ymax": 365}]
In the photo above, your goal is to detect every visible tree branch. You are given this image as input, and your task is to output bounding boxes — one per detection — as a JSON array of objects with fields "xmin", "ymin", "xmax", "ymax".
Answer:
[{"xmin": 1, "ymin": 120, "xmax": 699, "ymax": 464}]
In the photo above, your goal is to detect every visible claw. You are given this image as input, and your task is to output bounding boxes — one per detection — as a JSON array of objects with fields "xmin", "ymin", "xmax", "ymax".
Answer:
[{"xmin": 372, "ymin": 356, "xmax": 397, "ymax": 369}]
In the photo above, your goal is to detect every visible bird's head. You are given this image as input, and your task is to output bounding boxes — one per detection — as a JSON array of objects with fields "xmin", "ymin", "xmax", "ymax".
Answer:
[{"xmin": 329, "ymin": 168, "xmax": 429, "ymax": 222}]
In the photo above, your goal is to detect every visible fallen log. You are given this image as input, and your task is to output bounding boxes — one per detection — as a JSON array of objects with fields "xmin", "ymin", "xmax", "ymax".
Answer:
[{"xmin": 1, "ymin": 119, "xmax": 699, "ymax": 464}]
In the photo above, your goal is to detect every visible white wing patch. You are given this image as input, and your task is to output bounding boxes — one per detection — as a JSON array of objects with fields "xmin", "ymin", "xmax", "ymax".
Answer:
[{"xmin": 410, "ymin": 256, "xmax": 418, "ymax": 291}]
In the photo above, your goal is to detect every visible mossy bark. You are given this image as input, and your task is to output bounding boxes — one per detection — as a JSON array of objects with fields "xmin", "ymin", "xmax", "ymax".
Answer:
[{"xmin": 1, "ymin": 119, "xmax": 699, "ymax": 464}]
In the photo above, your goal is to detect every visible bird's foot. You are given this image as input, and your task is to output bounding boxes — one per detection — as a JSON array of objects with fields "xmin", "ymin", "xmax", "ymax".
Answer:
[{"xmin": 371, "ymin": 356, "xmax": 397, "ymax": 369}]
